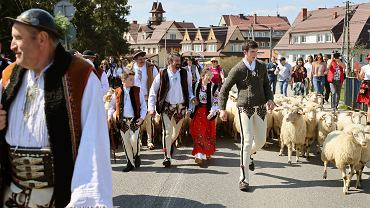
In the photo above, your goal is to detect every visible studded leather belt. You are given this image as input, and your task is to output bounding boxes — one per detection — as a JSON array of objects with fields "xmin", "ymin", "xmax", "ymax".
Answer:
[{"xmin": 9, "ymin": 147, "xmax": 54, "ymax": 189}]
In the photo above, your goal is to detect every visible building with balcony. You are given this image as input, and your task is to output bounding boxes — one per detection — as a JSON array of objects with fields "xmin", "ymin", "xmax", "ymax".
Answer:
[{"xmin": 274, "ymin": 3, "xmax": 370, "ymax": 65}]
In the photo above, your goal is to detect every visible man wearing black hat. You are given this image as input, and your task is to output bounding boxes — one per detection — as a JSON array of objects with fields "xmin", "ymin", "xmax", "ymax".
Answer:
[
  {"xmin": 0, "ymin": 9, "xmax": 112, "ymax": 207},
  {"xmin": 126, "ymin": 49, "xmax": 159, "ymax": 150}
]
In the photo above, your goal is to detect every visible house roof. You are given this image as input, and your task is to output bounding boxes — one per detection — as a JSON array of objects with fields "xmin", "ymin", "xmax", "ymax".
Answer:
[
  {"xmin": 221, "ymin": 14, "xmax": 290, "ymax": 31},
  {"xmin": 275, "ymin": 3, "xmax": 370, "ymax": 51},
  {"xmin": 180, "ymin": 28, "xmax": 198, "ymax": 44},
  {"xmin": 289, "ymin": 7, "xmax": 346, "ymax": 33},
  {"xmin": 150, "ymin": 2, "xmax": 165, "ymax": 13},
  {"xmin": 131, "ymin": 20, "xmax": 195, "ymax": 45},
  {"xmin": 128, "ymin": 23, "xmax": 140, "ymax": 43}
]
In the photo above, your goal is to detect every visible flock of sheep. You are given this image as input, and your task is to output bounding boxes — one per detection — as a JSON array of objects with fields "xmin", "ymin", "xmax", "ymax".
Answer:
[
  {"xmin": 223, "ymin": 90, "xmax": 370, "ymax": 194},
  {"xmin": 104, "ymin": 87, "xmax": 370, "ymax": 194}
]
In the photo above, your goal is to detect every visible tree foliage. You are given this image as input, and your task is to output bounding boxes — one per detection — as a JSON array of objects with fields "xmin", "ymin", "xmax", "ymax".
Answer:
[{"xmin": 0, "ymin": 0, "xmax": 131, "ymax": 58}]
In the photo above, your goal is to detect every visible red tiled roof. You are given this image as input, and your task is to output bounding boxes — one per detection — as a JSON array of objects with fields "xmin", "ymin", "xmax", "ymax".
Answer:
[
  {"xmin": 221, "ymin": 15, "xmax": 290, "ymax": 31},
  {"xmin": 275, "ymin": 3, "xmax": 370, "ymax": 51}
]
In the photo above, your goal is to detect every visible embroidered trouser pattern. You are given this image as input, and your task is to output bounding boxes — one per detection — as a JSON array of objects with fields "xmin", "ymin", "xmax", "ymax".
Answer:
[
  {"xmin": 162, "ymin": 104, "xmax": 186, "ymax": 159},
  {"xmin": 238, "ymin": 105, "xmax": 267, "ymax": 183},
  {"xmin": 119, "ymin": 119, "xmax": 140, "ymax": 165}
]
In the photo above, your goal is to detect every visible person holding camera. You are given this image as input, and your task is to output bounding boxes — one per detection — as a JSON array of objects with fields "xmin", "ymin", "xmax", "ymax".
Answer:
[{"xmin": 327, "ymin": 52, "xmax": 345, "ymax": 111}]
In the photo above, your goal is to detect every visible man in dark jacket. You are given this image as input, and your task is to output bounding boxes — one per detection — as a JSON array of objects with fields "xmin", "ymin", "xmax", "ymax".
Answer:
[{"xmin": 219, "ymin": 40, "xmax": 275, "ymax": 192}]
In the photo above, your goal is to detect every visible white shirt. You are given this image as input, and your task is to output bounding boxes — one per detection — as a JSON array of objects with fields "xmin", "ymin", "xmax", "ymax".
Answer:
[
  {"xmin": 108, "ymin": 87, "xmax": 147, "ymax": 120},
  {"xmin": 277, "ymin": 63, "xmax": 292, "ymax": 81},
  {"xmin": 85, "ymin": 58, "xmax": 109, "ymax": 95},
  {"xmin": 304, "ymin": 62, "xmax": 313, "ymax": 79},
  {"xmin": 242, "ymin": 58, "xmax": 256, "ymax": 71},
  {"xmin": 100, "ymin": 71, "xmax": 109, "ymax": 95},
  {"xmin": 362, "ymin": 64, "xmax": 370, "ymax": 80},
  {"xmin": 4, "ymin": 68, "xmax": 113, "ymax": 207},
  {"xmin": 148, "ymin": 68, "xmax": 194, "ymax": 112},
  {"xmin": 187, "ymin": 65, "xmax": 200, "ymax": 81},
  {"xmin": 116, "ymin": 67, "xmax": 123, "ymax": 78},
  {"xmin": 133, "ymin": 63, "xmax": 159, "ymax": 96}
]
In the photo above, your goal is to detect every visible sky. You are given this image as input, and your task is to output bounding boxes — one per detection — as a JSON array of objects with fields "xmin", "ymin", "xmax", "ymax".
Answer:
[{"xmin": 127, "ymin": 0, "xmax": 366, "ymax": 27}]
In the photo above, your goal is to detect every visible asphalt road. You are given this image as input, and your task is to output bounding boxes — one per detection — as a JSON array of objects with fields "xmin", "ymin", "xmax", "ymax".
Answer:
[
  {"xmin": 111, "ymin": 135, "xmax": 370, "ymax": 208},
  {"xmin": 111, "ymin": 86, "xmax": 369, "ymax": 208}
]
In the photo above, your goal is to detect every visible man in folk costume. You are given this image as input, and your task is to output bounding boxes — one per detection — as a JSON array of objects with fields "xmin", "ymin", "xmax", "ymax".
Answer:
[
  {"xmin": 108, "ymin": 70, "xmax": 147, "ymax": 172},
  {"xmin": 0, "ymin": 9, "xmax": 112, "ymax": 207},
  {"xmin": 219, "ymin": 40, "xmax": 275, "ymax": 192},
  {"xmin": 185, "ymin": 58, "xmax": 200, "ymax": 90},
  {"xmin": 126, "ymin": 50, "xmax": 158, "ymax": 150},
  {"xmin": 148, "ymin": 53, "xmax": 197, "ymax": 167}
]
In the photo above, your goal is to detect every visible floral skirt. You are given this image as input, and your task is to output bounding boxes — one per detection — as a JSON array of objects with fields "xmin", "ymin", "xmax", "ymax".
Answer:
[
  {"xmin": 357, "ymin": 81, "xmax": 370, "ymax": 105},
  {"xmin": 189, "ymin": 106, "xmax": 216, "ymax": 156}
]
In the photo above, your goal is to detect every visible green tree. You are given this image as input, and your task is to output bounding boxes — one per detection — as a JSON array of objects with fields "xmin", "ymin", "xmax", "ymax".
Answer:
[{"xmin": 0, "ymin": 0, "xmax": 131, "ymax": 58}]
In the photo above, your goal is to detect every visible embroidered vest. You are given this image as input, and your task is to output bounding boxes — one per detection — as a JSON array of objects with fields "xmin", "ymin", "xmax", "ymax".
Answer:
[
  {"xmin": 156, "ymin": 68, "xmax": 189, "ymax": 114},
  {"xmin": 191, "ymin": 81, "xmax": 218, "ymax": 119},
  {"xmin": 115, "ymin": 86, "xmax": 141, "ymax": 121},
  {"xmin": 0, "ymin": 44, "xmax": 95, "ymax": 207}
]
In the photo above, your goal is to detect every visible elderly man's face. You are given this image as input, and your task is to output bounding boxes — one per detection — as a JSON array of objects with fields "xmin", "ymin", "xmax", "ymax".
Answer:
[{"xmin": 10, "ymin": 23, "xmax": 41, "ymax": 69}]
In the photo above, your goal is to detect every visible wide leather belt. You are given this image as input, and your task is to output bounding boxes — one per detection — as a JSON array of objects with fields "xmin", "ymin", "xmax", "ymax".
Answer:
[{"xmin": 9, "ymin": 147, "xmax": 54, "ymax": 189}]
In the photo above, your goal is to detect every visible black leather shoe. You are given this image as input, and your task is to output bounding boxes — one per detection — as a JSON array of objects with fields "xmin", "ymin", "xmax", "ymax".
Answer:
[
  {"xmin": 249, "ymin": 157, "xmax": 255, "ymax": 171},
  {"xmin": 239, "ymin": 181, "xmax": 249, "ymax": 192},
  {"xmin": 123, "ymin": 161, "xmax": 134, "ymax": 172},
  {"xmin": 134, "ymin": 155, "xmax": 141, "ymax": 168},
  {"xmin": 163, "ymin": 158, "xmax": 171, "ymax": 167}
]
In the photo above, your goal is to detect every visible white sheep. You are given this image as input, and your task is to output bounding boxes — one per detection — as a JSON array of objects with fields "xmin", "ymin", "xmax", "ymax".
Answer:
[
  {"xmin": 279, "ymin": 107, "xmax": 307, "ymax": 164},
  {"xmin": 321, "ymin": 127, "xmax": 368, "ymax": 194},
  {"xmin": 317, "ymin": 111, "xmax": 337, "ymax": 152},
  {"xmin": 354, "ymin": 125, "xmax": 370, "ymax": 189},
  {"xmin": 337, "ymin": 111, "xmax": 367, "ymax": 131},
  {"xmin": 303, "ymin": 106, "xmax": 318, "ymax": 158},
  {"xmin": 140, "ymin": 113, "xmax": 162, "ymax": 149}
]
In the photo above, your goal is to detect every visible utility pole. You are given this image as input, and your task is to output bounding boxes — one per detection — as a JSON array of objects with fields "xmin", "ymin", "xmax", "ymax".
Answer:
[
  {"xmin": 269, "ymin": 27, "xmax": 273, "ymax": 61},
  {"xmin": 341, "ymin": 1, "xmax": 352, "ymax": 73}
]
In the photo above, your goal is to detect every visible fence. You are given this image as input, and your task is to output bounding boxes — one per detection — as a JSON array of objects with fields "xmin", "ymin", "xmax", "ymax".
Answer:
[{"xmin": 344, "ymin": 77, "xmax": 368, "ymax": 111}]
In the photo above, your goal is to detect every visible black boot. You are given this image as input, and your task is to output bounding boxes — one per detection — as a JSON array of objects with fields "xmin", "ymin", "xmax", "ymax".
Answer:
[
  {"xmin": 163, "ymin": 157, "xmax": 171, "ymax": 167},
  {"xmin": 134, "ymin": 155, "xmax": 141, "ymax": 168},
  {"xmin": 123, "ymin": 161, "xmax": 134, "ymax": 172},
  {"xmin": 239, "ymin": 181, "xmax": 250, "ymax": 192},
  {"xmin": 249, "ymin": 156, "xmax": 255, "ymax": 171}
]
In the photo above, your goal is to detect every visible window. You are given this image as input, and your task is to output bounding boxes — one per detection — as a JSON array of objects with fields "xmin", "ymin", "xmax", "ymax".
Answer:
[
  {"xmin": 260, "ymin": 42, "xmax": 266, "ymax": 47},
  {"xmin": 301, "ymin": 35, "xmax": 306, "ymax": 43},
  {"xmin": 293, "ymin": 36, "xmax": 299, "ymax": 44},
  {"xmin": 142, "ymin": 34, "xmax": 145, "ymax": 40},
  {"xmin": 231, "ymin": 44, "xmax": 242, "ymax": 52},
  {"xmin": 194, "ymin": 44, "xmax": 203, "ymax": 52},
  {"xmin": 368, "ymin": 30, "xmax": 370, "ymax": 41},
  {"xmin": 317, "ymin": 34, "xmax": 323, "ymax": 43},
  {"xmin": 325, "ymin": 34, "xmax": 332, "ymax": 42},
  {"xmin": 170, "ymin": 34, "xmax": 176, "ymax": 40},
  {"xmin": 207, "ymin": 44, "xmax": 217, "ymax": 52},
  {"xmin": 153, "ymin": 48, "xmax": 156, "ymax": 54},
  {"xmin": 182, "ymin": 44, "xmax": 192, "ymax": 52}
]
